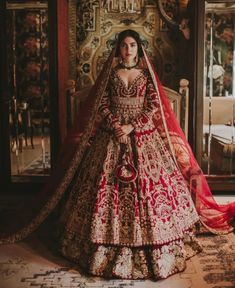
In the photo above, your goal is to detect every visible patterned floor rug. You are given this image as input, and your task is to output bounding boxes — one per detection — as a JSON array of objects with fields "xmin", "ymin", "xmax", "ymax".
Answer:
[
  {"xmin": 22, "ymin": 152, "xmax": 50, "ymax": 175},
  {"xmin": 0, "ymin": 232, "xmax": 235, "ymax": 288}
]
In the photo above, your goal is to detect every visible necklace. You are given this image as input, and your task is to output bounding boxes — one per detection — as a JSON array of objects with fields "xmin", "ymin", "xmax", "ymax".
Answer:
[{"xmin": 120, "ymin": 61, "xmax": 139, "ymax": 70}]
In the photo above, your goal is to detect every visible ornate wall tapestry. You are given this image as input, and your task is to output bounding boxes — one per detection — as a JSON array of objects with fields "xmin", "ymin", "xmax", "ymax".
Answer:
[{"xmin": 75, "ymin": 0, "xmax": 186, "ymax": 90}]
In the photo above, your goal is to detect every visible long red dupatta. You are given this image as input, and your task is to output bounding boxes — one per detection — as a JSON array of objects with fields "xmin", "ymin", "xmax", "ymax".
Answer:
[
  {"xmin": 0, "ymin": 45, "xmax": 234, "ymax": 245},
  {"xmin": 0, "ymin": 48, "xmax": 115, "ymax": 244},
  {"xmin": 143, "ymin": 50, "xmax": 235, "ymax": 234}
]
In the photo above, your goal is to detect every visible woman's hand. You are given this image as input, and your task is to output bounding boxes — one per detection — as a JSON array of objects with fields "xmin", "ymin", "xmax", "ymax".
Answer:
[
  {"xmin": 121, "ymin": 124, "xmax": 134, "ymax": 135},
  {"xmin": 118, "ymin": 134, "xmax": 128, "ymax": 144},
  {"xmin": 116, "ymin": 124, "xmax": 134, "ymax": 143}
]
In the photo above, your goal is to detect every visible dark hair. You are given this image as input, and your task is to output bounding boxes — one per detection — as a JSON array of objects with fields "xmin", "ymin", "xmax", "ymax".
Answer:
[{"xmin": 115, "ymin": 29, "xmax": 143, "ymax": 57}]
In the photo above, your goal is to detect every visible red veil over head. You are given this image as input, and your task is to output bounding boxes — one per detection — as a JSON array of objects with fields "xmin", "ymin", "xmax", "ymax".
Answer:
[{"xmin": 0, "ymin": 39, "xmax": 235, "ymax": 245}]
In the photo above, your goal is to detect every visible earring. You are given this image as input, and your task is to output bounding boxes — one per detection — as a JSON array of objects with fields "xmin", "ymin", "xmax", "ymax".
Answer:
[{"xmin": 118, "ymin": 56, "xmax": 123, "ymax": 65}]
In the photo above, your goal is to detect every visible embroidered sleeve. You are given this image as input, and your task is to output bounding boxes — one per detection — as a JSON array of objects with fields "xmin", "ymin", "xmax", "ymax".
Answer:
[
  {"xmin": 131, "ymin": 74, "xmax": 159, "ymax": 129},
  {"xmin": 98, "ymin": 85, "xmax": 125, "ymax": 138}
]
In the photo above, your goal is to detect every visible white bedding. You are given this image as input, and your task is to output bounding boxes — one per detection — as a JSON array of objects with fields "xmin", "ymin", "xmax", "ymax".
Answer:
[{"xmin": 203, "ymin": 124, "xmax": 235, "ymax": 142}]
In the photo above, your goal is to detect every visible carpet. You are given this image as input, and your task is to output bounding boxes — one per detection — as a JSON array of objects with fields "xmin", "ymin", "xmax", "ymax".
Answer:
[
  {"xmin": 22, "ymin": 152, "xmax": 50, "ymax": 175},
  {"xmin": 0, "ymin": 232, "xmax": 234, "ymax": 288}
]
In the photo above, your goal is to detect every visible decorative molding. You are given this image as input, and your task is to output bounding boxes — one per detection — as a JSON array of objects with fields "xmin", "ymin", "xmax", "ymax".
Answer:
[
  {"xmin": 101, "ymin": 0, "xmax": 145, "ymax": 14},
  {"xmin": 156, "ymin": 0, "xmax": 178, "ymax": 27},
  {"xmin": 68, "ymin": 0, "xmax": 77, "ymax": 80},
  {"xmin": 6, "ymin": 3, "xmax": 48, "ymax": 10}
]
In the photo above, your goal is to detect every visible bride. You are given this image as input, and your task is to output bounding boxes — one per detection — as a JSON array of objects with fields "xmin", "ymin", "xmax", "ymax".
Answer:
[{"xmin": 0, "ymin": 29, "xmax": 235, "ymax": 280}]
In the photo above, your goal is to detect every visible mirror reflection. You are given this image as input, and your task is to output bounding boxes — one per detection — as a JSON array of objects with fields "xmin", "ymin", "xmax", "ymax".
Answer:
[
  {"xmin": 7, "ymin": 1, "xmax": 50, "ymax": 177},
  {"xmin": 203, "ymin": 2, "xmax": 235, "ymax": 176}
]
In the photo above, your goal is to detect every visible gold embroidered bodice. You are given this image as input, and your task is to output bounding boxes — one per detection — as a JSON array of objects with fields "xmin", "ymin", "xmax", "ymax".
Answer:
[
  {"xmin": 109, "ymin": 69, "xmax": 147, "ymax": 124},
  {"xmin": 99, "ymin": 68, "xmax": 159, "ymax": 128}
]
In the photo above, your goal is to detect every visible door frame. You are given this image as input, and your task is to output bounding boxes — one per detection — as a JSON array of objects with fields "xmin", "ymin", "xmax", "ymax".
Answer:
[{"xmin": 0, "ymin": 0, "xmax": 60, "ymax": 193}]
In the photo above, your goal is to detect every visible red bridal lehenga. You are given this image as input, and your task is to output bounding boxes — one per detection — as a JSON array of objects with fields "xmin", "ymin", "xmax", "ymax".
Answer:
[
  {"xmin": 58, "ymin": 66, "xmax": 202, "ymax": 279},
  {"xmin": 0, "ymin": 46, "xmax": 235, "ymax": 280}
]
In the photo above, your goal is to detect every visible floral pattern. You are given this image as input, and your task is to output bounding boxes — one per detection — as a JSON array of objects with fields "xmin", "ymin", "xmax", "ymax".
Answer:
[{"xmin": 58, "ymin": 67, "xmax": 202, "ymax": 280}]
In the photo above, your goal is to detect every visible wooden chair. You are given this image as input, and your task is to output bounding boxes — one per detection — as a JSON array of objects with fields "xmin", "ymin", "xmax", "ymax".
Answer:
[{"xmin": 163, "ymin": 79, "xmax": 189, "ymax": 139}]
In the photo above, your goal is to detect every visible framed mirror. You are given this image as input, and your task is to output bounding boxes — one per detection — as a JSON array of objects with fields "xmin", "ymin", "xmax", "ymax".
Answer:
[
  {"xmin": 6, "ymin": 1, "xmax": 50, "ymax": 177},
  {"xmin": 0, "ymin": 0, "xmax": 60, "ymax": 187},
  {"xmin": 196, "ymin": 0, "xmax": 235, "ymax": 190},
  {"xmin": 6, "ymin": 1, "xmax": 50, "ymax": 179}
]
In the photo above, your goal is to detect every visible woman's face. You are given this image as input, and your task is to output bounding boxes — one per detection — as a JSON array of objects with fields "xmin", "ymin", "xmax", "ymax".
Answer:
[{"xmin": 119, "ymin": 36, "xmax": 138, "ymax": 63}]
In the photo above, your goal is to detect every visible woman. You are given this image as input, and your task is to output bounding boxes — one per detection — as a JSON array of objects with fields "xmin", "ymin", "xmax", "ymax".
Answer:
[
  {"xmin": 58, "ymin": 30, "xmax": 202, "ymax": 279},
  {"xmin": 0, "ymin": 29, "xmax": 235, "ymax": 280}
]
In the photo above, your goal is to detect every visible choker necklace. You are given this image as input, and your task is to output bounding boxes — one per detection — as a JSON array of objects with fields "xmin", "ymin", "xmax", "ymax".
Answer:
[{"xmin": 120, "ymin": 61, "xmax": 139, "ymax": 70}]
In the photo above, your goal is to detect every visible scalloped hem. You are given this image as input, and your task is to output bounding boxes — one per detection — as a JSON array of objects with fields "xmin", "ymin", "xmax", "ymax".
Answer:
[{"xmin": 60, "ymin": 229, "xmax": 202, "ymax": 280}]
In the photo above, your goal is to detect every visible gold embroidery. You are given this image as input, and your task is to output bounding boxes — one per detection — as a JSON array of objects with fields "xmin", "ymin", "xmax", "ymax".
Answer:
[
  {"xmin": 55, "ymin": 65, "xmax": 203, "ymax": 279},
  {"xmin": 1, "ymin": 52, "xmax": 203, "ymax": 281},
  {"xmin": 0, "ymin": 49, "xmax": 116, "ymax": 244},
  {"xmin": 59, "ymin": 230, "xmax": 202, "ymax": 280},
  {"xmin": 57, "ymin": 70, "xmax": 200, "ymax": 249}
]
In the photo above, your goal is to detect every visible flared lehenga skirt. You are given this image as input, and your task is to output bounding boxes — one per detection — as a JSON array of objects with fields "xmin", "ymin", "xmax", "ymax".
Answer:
[{"xmin": 57, "ymin": 124, "xmax": 202, "ymax": 280}]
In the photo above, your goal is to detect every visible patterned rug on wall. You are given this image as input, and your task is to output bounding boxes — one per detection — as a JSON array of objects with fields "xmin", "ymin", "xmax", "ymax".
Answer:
[{"xmin": 0, "ymin": 232, "xmax": 235, "ymax": 288}]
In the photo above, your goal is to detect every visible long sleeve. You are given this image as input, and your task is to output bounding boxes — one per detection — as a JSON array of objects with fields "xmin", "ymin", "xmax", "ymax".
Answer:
[
  {"xmin": 98, "ymin": 85, "xmax": 125, "ymax": 138},
  {"xmin": 131, "ymin": 74, "xmax": 159, "ymax": 129}
]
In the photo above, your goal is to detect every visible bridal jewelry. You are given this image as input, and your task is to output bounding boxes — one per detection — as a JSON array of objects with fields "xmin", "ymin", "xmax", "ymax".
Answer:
[
  {"xmin": 120, "ymin": 61, "xmax": 138, "ymax": 70},
  {"xmin": 119, "ymin": 57, "xmax": 139, "ymax": 70}
]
